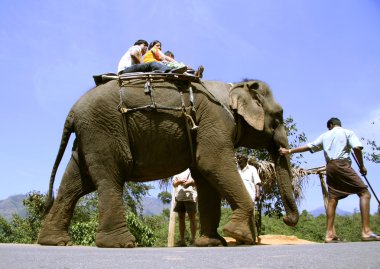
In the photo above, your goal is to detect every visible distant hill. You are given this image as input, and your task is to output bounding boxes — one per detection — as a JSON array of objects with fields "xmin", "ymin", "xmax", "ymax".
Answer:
[
  {"xmin": 0, "ymin": 194, "xmax": 168, "ymax": 221},
  {"xmin": 0, "ymin": 194, "xmax": 27, "ymax": 220},
  {"xmin": 309, "ymin": 206, "xmax": 351, "ymax": 217},
  {"xmin": 141, "ymin": 196, "xmax": 170, "ymax": 215}
]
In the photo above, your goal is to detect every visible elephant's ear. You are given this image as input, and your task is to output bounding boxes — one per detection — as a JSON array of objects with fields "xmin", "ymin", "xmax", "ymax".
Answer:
[{"xmin": 229, "ymin": 83, "xmax": 265, "ymax": 131}]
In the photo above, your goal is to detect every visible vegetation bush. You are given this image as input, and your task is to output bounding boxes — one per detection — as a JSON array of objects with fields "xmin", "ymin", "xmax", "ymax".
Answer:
[{"xmin": 2, "ymin": 192, "xmax": 380, "ymax": 246}]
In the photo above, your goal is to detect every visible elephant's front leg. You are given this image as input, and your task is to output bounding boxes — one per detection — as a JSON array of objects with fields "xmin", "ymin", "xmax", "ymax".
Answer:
[
  {"xmin": 192, "ymin": 169, "xmax": 226, "ymax": 247},
  {"xmin": 195, "ymin": 148, "xmax": 254, "ymax": 245},
  {"xmin": 220, "ymin": 168, "xmax": 254, "ymax": 245},
  {"xmin": 94, "ymin": 170, "xmax": 135, "ymax": 248}
]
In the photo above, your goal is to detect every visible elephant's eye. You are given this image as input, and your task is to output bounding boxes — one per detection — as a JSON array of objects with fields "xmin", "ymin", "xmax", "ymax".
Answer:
[{"xmin": 273, "ymin": 119, "xmax": 280, "ymax": 129}]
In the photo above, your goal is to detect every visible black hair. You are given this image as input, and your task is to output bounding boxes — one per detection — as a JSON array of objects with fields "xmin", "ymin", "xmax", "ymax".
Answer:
[
  {"xmin": 164, "ymin": 50, "xmax": 174, "ymax": 59},
  {"xmin": 134, "ymin": 39, "xmax": 148, "ymax": 46},
  {"xmin": 327, "ymin": 117, "xmax": 342, "ymax": 128},
  {"xmin": 148, "ymin": 40, "xmax": 161, "ymax": 50}
]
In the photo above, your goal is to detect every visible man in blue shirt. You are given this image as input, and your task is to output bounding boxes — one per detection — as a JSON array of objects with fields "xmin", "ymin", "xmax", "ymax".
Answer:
[{"xmin": 279, "ymin": 117, "xmax": 379, "ymax": 242}]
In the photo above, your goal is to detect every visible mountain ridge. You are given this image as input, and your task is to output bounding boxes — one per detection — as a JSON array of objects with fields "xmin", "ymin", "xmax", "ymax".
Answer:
[
  {"xmin": 0, "ymin": 194, "xmax": 168, "ymax": 221},
  {"xmin": 0, "ymin": 194, "xmax": 352, "ymax": 221}
]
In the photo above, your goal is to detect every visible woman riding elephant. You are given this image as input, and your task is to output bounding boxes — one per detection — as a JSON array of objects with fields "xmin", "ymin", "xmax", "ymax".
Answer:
[{"xmin": 37, "ymin": 77, "xmax": 298, "ymax": 248}]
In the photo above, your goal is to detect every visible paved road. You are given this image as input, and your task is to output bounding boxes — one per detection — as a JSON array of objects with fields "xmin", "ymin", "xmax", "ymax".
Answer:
[{"xmin": 0, "ymin": 242, "xmax": 379, "ymax": 269}]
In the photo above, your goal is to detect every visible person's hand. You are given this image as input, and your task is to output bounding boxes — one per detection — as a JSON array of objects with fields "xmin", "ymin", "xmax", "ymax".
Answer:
[
  {"xmin": 279, "ymin": 147, "xmax": 290, "ymax": 156},
  {"xmin": 360, "ymin": 166, "xmax": 367, "ymax": 176},
  {"xmin": 184, "ymin": 179, "xmax": 194, "ymax": 186}
]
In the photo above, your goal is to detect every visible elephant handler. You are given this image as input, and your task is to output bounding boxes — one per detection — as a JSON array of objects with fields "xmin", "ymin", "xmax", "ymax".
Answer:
[
  {"xmin": 173, "ymin": 169, "xmax": 198, "ymax": 247},
  {"xmin": 236, "ymin": 153, "xmax": 262, "ymax": 243},
  {"xmin": 279, "ymin": 117, "xmax": 380, "ymax": 243},
  {"xmin": 236, "ymin": 154, "xmax": 262, "ymax": 204}
]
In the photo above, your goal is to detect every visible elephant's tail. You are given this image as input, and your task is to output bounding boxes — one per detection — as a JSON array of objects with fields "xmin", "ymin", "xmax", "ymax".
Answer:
[{"xmin": 44, "ymin": 111, "xmax": 75, "ymax": 215}]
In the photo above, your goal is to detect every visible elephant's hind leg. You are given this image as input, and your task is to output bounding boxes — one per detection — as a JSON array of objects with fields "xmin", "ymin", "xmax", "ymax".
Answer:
[
  {"xmin": 95, "ymin": 182, "xmax": 135, "ymax": 248},
  {"xmin": 38, "ymin": 155, "xmax": 95, "ymax": 246},
  {"xmin": 88, "ymin": 163, "xmax": 135, "ymax": 248}
]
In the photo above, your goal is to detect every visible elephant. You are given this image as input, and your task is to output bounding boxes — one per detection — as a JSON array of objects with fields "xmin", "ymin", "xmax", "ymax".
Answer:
[{"xmin": 37, "ymin": 74, "xmax": 299, "ymax": 248}]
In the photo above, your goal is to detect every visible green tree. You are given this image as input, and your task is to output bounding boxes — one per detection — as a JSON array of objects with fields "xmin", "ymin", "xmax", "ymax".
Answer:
[
  {"xmin": 0, "ymin": 191, "xmax": 45, "ymax": 244},
  {"xmin": 123, "ymin": 182, "xmax": 152, "ymax": 215},
  {"xmin": 0, "ymin": 182, "xmax": 154, "ymax": 245},
  {"xmin": 158, "ymin": 191, "xmax": 172, "ymax": 205},
  {"xmin": 240, "ymin": 116, "xmax": 308, "ymax": 218},
  {"xmin": 361, "ymin": 119, "xmax": 380, "ymax": 164},
  {"xmin": 0, "ymin": 216, "xmax": 14, "ymax": 243}
]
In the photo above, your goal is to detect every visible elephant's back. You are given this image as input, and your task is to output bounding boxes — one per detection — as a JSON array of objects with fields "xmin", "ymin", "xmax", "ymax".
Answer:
[{"xmin": 73, "ymin": 81, "xmax": 120, "ymax": 116}]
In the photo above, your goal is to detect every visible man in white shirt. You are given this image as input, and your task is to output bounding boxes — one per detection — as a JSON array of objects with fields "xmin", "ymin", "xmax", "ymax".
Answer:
[
  {"xmin": 118, "ymin": 39, "xmax": 148, "ymax": 73},
  {"xmin": 237, "ymin": 154, "xmax": 261, "ymax": 203},
  {"xmin": 236, "ymin": 153, "xmax": 261, "ymax": 244},
  {"xmin": 279, "ymin": 117, "xmax": 379, "ymax": 242}
]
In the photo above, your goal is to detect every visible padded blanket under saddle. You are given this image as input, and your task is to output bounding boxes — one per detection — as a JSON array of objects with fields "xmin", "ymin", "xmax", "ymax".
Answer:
[{"xmin": 93, "ymin": 72, "xmax": 201, "ymax": 86}]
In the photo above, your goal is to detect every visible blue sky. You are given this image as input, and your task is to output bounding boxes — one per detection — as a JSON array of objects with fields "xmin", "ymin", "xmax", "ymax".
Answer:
[{"xmin": 1, "ymin": 0, "xmax": 379, "ymax": 213}]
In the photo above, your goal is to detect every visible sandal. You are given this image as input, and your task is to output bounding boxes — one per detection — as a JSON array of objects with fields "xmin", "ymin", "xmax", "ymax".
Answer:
[
  {"xmin": 324, "ymin": 236, "xmax": 345, "ymax": 243},
  {"xmin": 361, "ymin": 233, "xmax": 380, "ymax": 241}
]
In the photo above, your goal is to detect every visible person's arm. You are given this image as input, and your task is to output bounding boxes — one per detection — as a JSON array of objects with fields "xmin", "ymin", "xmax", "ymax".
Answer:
[
  {"xmin": 130, "ymin": 47, "xmax": 142, "ymax": 64},
  {"xmin": 173, "ymin": 177, "xmax": 184, "ymax": 187},
  {"xmin": 158, "ymin": 49, "xmax": 174, "ymax": 62},
  {"xmin": 353, "ymin": 147, "xmax": 367, "ymax": 176},
  {"xmin": 251, "ymin": 167, "xmax": 261, "ymax": 201},
  {"xmin": 184, "ymin": 177, "xmax": 195, "ymax": 187},
  {"xmin": 279, "ymin": 145, "xmax": 311, "ymax": 156},
  {"xmin": 348, "ymin": 131, "xmax": 367, "ymax": 176},
  {"xmin": 255, "ymin": 183, "xmax": 261, "ymax": 201}
]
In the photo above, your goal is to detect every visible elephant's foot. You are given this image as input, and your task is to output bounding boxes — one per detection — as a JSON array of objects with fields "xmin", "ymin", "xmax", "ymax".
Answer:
[
  {"xmin": 38, "ymin": 227, "xmax": 72, "ymax": 246},
  {"xmin": 223, "ymin": 219, "xmax": 253, "ymax": 245},
  {"xmin": 195, "ymin": 235, "xmax": 227, "ymax": 247},
  {"xmin": 96, "ymin": 228, "xmax": 136, "ymax": 248}
]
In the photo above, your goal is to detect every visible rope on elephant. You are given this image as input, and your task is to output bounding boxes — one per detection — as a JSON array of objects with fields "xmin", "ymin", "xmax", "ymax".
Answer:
[{"xmin": 117, "ymin": 73, "xmax": 199, "ymax": 165}]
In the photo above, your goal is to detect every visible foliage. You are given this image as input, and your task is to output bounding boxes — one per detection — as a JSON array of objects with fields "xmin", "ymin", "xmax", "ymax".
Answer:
[
  {"xmin": 219, "ymin": 207, "xmax": 380, "ymax": 243},
  {"xmin": 158, "ymin": 191, "xmax": 172, "ymax": 205},
  {"xmin": 0, "ymin": 191, "xmax": 45, "ymax": 244},
  {"xmin": 70, "ymin": 218, "xmax": 98, "ymax": 246},
  {"xmin": 0, "ymin": 183, "xmax": 156, "ymax": 246},
  {"xmin": 142, "ymin": 214, "xmax": 170, "ymax": 247},
  {"xmin": 0, "ymin": 215, "xmax": 14, "ymax": 243},
  {"xmin": 260, "ymin": 209, "xmax": 380, "ymax": 242},
  {"xmin": 236, "ymin": 116, "xmax": 308, "ymax": 218},
  {"xmin": 71, "ymin": 192, "xmax": 98, "ymax": 224},
  {"xmin": 123, "ymin": 182, "xmax": 153, "ymax": 216},
  {"xmin": 125, "ymin": 212, "xmax": 156, "ymax": 247},
  {"xmin": 361, "ymin": 119, "xmax": 380, "ymax": 163}
]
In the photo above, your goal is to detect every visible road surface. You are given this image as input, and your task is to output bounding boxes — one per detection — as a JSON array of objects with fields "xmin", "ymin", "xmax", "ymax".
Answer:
[{"xmin": 0, "ymin": 242, "xmax": 379, "ymax": 269}]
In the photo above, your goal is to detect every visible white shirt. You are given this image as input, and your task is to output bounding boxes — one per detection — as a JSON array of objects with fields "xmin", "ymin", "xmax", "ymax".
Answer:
[
  {"xmin": 117, "ymin": 45, "xmax": 143, "ymax": 73},
  {"xmin": 307, "ymin": 126, "xmax": 363, "ymax": 163},
  {"xmin": 173, "ymin": 169, "xmax": 197, "ymax": 202},
  {"xmin": 237, "ymin": 164, "xmax": 261, "ymax": 202}
]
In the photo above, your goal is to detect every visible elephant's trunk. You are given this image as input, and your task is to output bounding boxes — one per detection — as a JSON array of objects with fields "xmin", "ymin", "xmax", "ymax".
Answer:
[{"xmin": 271, "ymin": 125, "xmax": 299, "ymax": 226}]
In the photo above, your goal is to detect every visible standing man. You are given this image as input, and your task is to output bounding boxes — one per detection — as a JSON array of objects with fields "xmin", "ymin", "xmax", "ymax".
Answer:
[
  {"xmin": 236, "ymin": 153, "xmax": 262, "ymax": 243},
  {"xmin": 173, "ymin": 169, "xmax": 197, "ymax": 246},
  {"xmin": 279, "ymin": 117, "xmax": 380, "ymax": 242},
  {"xmin": 236, "ymin": 154, "xmax": 262, "ymax": 205}
]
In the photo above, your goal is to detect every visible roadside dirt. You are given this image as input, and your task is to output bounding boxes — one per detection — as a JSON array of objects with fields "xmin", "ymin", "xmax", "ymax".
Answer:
[{"xmin": 225, "ymin": 235, "xmax": 317, "ymax": 246}]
